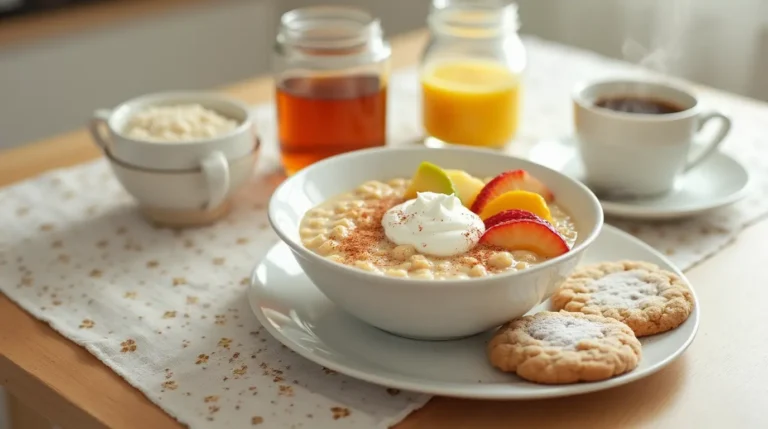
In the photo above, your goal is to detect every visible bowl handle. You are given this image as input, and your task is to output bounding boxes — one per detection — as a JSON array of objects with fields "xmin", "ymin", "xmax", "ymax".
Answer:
[
  {"xmin": 200, "ymin": 151, "xmax": 230, "ymax": 211},
  {"xmin": 89, "ymin": 109, "xmax": 113, "ymax": 152}
]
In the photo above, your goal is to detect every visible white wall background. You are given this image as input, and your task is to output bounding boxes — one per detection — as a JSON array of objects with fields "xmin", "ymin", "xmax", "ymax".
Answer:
[
  {"xmin": 517, "ymin": 0, "xmax": 768, "ymax": 98},
  {"xmin": 1, "ymin": 0, "xmax": 767, "ymax": 150},
  {"xmin": 1, "ymin": 0, "xmax": 768, "ymax": 150},
  {"xmin": 0, "ymin": 0, "xmax": 276, "ymax": 150},
  {"xmin": 0, "ymin": 0, "xmax": 430, "ymax": 150}
]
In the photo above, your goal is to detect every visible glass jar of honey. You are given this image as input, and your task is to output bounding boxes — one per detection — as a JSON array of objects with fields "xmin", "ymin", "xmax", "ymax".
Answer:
[
  {"xmin": 421, "ymin": 0, "xmax": 526, "ymax": 149},
  {"xmin": 273, "ymin": 6, "xmax": 391, "ymax": 175}
]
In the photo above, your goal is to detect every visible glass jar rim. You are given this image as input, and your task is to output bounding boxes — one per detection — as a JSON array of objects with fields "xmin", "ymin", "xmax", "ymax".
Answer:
[
  {"xmin": 278, "ymin": 6, "xmax": 383, "ymax": 50},
  {"xmin": 428, "ymin": 1, "xmax": 520, "ymax": 38}
]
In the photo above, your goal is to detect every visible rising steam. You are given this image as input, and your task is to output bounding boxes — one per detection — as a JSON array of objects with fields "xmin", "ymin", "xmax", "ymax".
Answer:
[{"xmin": 621, "ymin": 0, "xmax": 693, "ymax": 73}]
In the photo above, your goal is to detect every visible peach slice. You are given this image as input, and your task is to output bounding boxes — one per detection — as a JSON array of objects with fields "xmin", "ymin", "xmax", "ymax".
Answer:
[
  {"xmin": 470, "ymin": 169, "xmax": 554, "ymax": 214},
  {"xmin": 445, "ymin": 169, "xmax": 485, "ymax": 207},
  {"xmin": 480, "ymin": 219, "xmax": 569, "ymax": 258},
  {"xmin": 483, "ymin": 209, "xmax": 548, "ymax": 230},
  {"xmin": 477, "ymin": 190, "xmax": 553, "ymax": 223}
]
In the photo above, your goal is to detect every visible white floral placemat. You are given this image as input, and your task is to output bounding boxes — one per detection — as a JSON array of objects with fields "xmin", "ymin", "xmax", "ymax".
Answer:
[
  {"xmin": 0, "ymin": 158, "xmax": 429, "ymax": 428},
  {"xmin": 2, "ymin": 36, "xmax": 768, "ymax": 429}
]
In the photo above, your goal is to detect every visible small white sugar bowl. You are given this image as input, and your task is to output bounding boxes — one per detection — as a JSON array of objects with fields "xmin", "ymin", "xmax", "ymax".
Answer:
[{"xmin": 88, "ymin": 91, "xmax": 259, "ymax": 227}]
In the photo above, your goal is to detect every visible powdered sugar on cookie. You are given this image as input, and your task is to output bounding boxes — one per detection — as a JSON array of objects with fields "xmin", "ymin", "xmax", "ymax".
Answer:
[
  {"xmin": 527, "ymin": 314, "xmax": 605, "ymax": 350},
  {"xmin": 586, "ymin": 270, "xmax": 663, "ymax": 309},
  {"xmin": 552, "ymin": 260, "xmax": 695, "ymax": 337},
  {"xmin": 488, "ymin": 311, "xmax": 641, "ymax": 384}
]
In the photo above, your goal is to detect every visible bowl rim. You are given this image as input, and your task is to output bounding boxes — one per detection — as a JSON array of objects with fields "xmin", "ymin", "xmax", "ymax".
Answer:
[
  {"xmin": 268, "ymin": 145, "xmax": 605, "ymax": 286},
  {"xmin": 106, "ymin": 90, "xmax": 255, "ymax": 145}
]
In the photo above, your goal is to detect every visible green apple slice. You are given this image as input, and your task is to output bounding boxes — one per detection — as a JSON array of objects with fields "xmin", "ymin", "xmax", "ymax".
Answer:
[{"xmin": 403, "ymin": 161, "xmax": 457, "ymax": 199}]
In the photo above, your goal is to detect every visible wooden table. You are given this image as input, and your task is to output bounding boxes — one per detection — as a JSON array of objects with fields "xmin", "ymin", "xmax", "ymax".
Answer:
[{"xmin": 2, "ymin": 29, "xmax": 767, "ymax": 429}]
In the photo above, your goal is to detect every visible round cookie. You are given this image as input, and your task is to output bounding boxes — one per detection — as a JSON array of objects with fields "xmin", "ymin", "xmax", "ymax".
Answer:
[
  {"xmin": 552, "ymin": 260, "xmax": 694, "ymax": 337},
  {"xmin": 488, "ymin": 311, "xmax": 642, "ymax": 384}
]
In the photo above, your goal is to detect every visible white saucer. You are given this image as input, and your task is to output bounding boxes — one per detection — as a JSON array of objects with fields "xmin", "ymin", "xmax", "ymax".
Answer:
[
  {"xmin": 248, "ymin": 225, "xmax": 699, "ymax": 399},
  {"xmin": 528, "ymin": 139, "xmax": 751, "ymax": 220}
]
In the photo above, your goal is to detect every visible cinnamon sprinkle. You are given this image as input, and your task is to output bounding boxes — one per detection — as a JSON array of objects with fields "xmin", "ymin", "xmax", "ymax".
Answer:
[
  {"xmin": 334, "ymin": 195, "xmax": 513, "ymax": 273},
  {"xmin": 337, "ymin": 197, "xmax": 402, "ymax": 265}
]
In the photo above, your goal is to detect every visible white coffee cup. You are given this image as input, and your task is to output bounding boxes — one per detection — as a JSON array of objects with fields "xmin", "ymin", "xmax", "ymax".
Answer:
[
  {"xmin": 89, "ymin": 91, "xmax": 259, "ymax": 212},
  {"xmin": 572, "ymin": 79, "xmax": 731, "ymax": 198}
]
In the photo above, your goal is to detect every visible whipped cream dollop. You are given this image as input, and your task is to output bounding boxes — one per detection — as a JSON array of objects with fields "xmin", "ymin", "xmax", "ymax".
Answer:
[{"xmin": 382, "ymin": 192, "xmax": 485, "ymax": 257}]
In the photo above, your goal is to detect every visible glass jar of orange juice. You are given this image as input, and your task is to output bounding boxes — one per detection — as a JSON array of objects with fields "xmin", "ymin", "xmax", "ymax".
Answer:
[{"xmin": 420, "ymin": 0, "xmax": 526, "ymax": 149}]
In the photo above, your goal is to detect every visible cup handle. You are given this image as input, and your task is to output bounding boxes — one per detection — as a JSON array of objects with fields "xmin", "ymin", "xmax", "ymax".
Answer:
[
  {"xmin": 200, "ymin": 151, "xmax": 230, "ymax": 211},
  {"xmin": 684, "ymin": 111, "xmax": 732, "ymax": 172},
  {"xmin": 88, "ymin": 109, "xmax": 113, "ymax": 152}
]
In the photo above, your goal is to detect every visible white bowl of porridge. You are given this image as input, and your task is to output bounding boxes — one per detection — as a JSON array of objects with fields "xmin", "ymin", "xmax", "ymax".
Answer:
[{"xmin": 268, "ymin": 146, "xmax": 603, "ymax": 340}]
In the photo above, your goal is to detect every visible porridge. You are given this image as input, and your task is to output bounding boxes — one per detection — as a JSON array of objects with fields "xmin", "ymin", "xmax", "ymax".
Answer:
[
  {"xmin": 124, "ymin": 104, "xmax": 239, "ymax": 142},
  {"xmin": 299, "ymin": 162, "xmax": 578, "ymax": 280}
]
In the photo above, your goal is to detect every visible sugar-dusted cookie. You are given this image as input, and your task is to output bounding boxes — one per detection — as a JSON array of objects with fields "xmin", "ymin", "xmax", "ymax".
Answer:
[
  {"xmin": 488, "ymin": 311, "xmax": 641, "ymax": 384},
  {"xmin": 552, "ymin": 260, "xmax": 694, "ymax": 337}
]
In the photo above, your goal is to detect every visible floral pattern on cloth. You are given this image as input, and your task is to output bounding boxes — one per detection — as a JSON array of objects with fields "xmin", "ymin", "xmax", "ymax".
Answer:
[
  {"xmin": 0, "ymin": 161, "xmax": 429, "ymax": 428},
  {"xmin": 2, "ymin": 37, "xmax": 768, "ymax": 429}
]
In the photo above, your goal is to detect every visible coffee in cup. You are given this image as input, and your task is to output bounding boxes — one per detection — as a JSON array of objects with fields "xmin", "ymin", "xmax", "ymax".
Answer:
[
  {"xmin": 572, "ymin": 79, "xmax": 731, "ymax": 198},
  {"xmin": 593, "ymin": 96, "xmax": 684, "ymax": 115}
]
